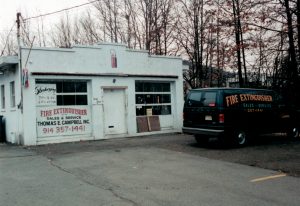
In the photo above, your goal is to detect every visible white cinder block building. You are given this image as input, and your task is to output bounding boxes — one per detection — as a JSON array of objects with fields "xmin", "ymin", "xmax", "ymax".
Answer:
[{"xmin": 0, "ymin": 42, "xmax": 184, "ymax": 145}]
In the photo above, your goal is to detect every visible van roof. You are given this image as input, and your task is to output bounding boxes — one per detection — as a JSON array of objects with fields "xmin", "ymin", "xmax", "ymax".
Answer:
[{"xmin": 191, "ymin": 87, "xmax": 273, "ymax": 92}]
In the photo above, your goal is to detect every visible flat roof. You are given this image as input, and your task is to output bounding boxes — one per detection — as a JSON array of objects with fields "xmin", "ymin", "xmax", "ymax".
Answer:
[{"xmin": 0, "ymin": 56, "xmax": 18, "ymax": 68}]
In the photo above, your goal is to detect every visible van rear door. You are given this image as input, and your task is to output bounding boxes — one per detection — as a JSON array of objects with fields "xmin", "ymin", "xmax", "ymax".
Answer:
[{"xmin": 184, "ymin": 90, "xmax": 220, "ymax": 128}]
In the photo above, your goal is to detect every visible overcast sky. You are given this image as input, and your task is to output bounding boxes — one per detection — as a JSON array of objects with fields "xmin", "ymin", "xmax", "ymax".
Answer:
[{"xmin": 0, "ymin": 0, "xmax": 91, "ymax": 32}]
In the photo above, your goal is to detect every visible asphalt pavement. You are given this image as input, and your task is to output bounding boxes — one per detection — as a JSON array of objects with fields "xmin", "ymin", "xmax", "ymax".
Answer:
[{"xmin": 1, "ymin": 134, "xmax": 300, "ymax": 206}]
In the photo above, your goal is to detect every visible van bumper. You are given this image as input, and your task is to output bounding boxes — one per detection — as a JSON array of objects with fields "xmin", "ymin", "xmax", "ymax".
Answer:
[{"xmin": 182, "ymin": 127, "xmax": 225, "ymax": 136}]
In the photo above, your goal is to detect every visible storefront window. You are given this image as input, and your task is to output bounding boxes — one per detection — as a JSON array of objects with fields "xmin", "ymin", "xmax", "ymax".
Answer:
[
  {"xmin": 135, "ymin": 82, "xmax": 171, "ymax": 116},
  {"xmin": 35, "ymin": 80, "xmax": 91, "ymax": 138},
  {"xmin": 35, "ymin": 80, "xmax": 88, "ymax": 106},
  {"xmin": 56, "ymin": 82, "xmax": 87, "ymax": 105}
]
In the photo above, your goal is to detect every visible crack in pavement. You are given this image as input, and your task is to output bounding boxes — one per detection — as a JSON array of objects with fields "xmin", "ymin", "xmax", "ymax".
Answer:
[
  {"xmin": 47, "ymin": 158, "xmax": 139, "ymax": 206},
  {"xmin": 0, "ymin": 154, "xmax": 37, "ymax": 159}
]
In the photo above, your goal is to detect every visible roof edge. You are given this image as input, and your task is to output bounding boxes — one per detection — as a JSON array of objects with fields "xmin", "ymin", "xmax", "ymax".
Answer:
[{"xmin": 0, "ymin": 56, "xmax": 18, "ymax": 68}]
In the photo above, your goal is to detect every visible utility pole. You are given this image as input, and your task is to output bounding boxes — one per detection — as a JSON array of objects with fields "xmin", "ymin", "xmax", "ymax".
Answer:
[
  {"xmin": 16, "ymin": 12, "xmax": 22, "ymax": 112},
  {"xmin": 17, "ymin": 13, "xmax": 21, "ymax": 44},
  {"xmin": 16, "ymin": 12, "xmax": 23, "ymax": 144}
]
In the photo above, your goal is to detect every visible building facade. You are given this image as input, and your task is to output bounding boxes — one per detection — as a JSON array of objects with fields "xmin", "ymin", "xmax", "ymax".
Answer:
[{"xmin": 0, "ymin": 43, "xmax": 184, "ymax": 145}]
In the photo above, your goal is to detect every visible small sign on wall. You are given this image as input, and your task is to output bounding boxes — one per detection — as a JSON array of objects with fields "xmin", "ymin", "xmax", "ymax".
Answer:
[
  {"xmin": 146, "ymin": 108, "xmax": 152, "ymax": 116},
  {"xmin": 35, "ymin": 84, "xmax": 57, "ymax": 106},
  {"xmin": 111, "ymin": 49, "xmax": 117, "ymax": 68},
  {"xmin": 22, "ymin": 68, "xmax": 29, "ymax": 88}
]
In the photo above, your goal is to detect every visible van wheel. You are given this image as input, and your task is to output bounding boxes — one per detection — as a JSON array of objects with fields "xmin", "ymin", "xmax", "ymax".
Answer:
[
  {"xmin": 233, "ymin": 130, "xmax": 247, "ymax": 146},
  {"xmin": 194, "ymin": 135, "xmax": 209, "ymax": 145},
  {"xmin": 287, "ymin": 127, "xmax": 299, "ymax": 139}
]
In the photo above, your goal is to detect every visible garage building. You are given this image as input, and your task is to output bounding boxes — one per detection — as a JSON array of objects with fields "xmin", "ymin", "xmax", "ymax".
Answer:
[{"xmin": 0, "ymin": 42, "xmax": 183, "ymax": 145}]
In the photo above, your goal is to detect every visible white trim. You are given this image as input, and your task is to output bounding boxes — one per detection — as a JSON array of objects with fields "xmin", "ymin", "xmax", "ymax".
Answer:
[
  {"xmin": 36, "ymin": 134, "xmax": 94, "ymax": 145},
  {"xmin": 21, "ymin": 46, "xmax": 75, "ymax": 53},
  {"xmin": 73, "ymin": 45, "xmax": 103, "ymax": 50}
]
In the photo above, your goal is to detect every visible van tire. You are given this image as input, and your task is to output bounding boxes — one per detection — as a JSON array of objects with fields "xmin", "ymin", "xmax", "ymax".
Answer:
[
  {"xmin": 233, "ymin": 130, "xmax": 247, "ymax": 146},
  {"xmin": 287, "ymin": 127, "xmax": 299, "ymax": 140},
  {"xmin": 194, "ymin": 135, "xmax": 209, "ymax": 145}
]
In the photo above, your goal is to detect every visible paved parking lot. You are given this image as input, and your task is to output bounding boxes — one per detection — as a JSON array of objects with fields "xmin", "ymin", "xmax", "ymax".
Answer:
[
  {"xmin": 1, "ymin": 133, "xmax": 300, "ymax": 206},
  {"xmin": 158, "ymin": 133, "xmax": 300, "ymax": 177}
]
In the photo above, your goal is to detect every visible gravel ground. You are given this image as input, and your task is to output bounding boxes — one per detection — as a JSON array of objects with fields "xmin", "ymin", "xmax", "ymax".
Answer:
[{"xmin": 28, "ymin": 133, "xmax": 300, "ymax": 177}]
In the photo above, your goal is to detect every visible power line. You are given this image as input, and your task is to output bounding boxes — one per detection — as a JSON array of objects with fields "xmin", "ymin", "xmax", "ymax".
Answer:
[
  {"xmin": 23, "ymin": 0, "xmax": 100, "ymax": 21},
  {"xmin": 0, "ymin": 22, "xmax": 16, "ymax": 56}
]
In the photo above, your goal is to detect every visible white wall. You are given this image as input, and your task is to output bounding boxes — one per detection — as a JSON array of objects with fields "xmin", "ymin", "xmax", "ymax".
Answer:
[
  {"xmin": 21, "ymin": 43, "xmax": 181, "ymax": 76},
  {"xmin": 0, "ymin": 65, "xmax": 22, "ymax": 144},
  {"xmin": 18, "ymin": 42, "xmax": 183, "ymax": 145}
]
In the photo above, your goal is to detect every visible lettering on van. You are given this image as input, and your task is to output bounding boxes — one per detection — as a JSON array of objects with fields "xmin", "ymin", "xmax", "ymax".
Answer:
[{"xmin": 226, "ymin": 94, "xmax": 273, "ymax": 107}]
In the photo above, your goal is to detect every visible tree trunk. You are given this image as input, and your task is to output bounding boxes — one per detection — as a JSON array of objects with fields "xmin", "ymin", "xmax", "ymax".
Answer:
[
  {"xmin": 237, "ymin": 1, "xmax": 247, "ymax": 87},
  {"xmin": 297, "ymin": 0, "xmax": 300, "ymax": 67},
  {"xmin": 232, "ymin": 0, "xmax": 244, "ymax": 87},
  {"xmin": 284, "ymin": 0, "xmax": 298, "ymax": 78}
]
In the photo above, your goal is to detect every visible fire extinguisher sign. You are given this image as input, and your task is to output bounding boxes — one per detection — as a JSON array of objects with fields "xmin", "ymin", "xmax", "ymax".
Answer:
[{"xmin": 110, "ymin": 49, "xmax": 117, "ymax": 68}]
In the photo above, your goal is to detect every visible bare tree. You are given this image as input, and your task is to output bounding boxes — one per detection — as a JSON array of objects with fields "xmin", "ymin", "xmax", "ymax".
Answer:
[
  {"xmin": 0, "ymin": 28, "xmax": 18, "ymax": 56},
  {"xmin": 1, "ymin": 0, "xmax": 299, "ymax": 99},
  {"xmin": 50, "ymin": 13, "xmax": 72, "ymax": 48},
  {"xmin": 174, "ymin": 0, "xmax": 208, "ymax": 88},
  {"xmin": 79, "ymin": 10, "xmax": 102, "ymax": 44},
  {"xmin": 93, "ymin": 0, "xmax": 121, "ymax": 43}
]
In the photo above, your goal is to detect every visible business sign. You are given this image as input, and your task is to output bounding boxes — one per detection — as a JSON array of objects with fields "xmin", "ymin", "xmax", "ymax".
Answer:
[
  {"xmin": 36, "ymin": 106, "xmax": 92, "ymax": 137},
  {"xmin": 225, "ymin": 94, "xmax": 273, "ymax": 112},
  {"xmin": 35, "ymin": 84, "xmax": 57, "ymax": 106},
  {"xmin": 225, "ymin": 94, "xmax": 273, "ymax": 107}
]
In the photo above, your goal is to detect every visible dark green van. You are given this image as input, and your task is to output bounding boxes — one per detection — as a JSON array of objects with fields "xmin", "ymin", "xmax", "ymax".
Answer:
[{"xmin": 182, "ymin": 88, "xmax": 300, "ymax": 146}]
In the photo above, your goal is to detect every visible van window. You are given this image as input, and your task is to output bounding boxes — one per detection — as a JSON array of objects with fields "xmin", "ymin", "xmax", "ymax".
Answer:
[
  {"xmin": 202, "ymin": 92, "xmax": 216, "ymax": 107},
  {"xmin": 187, "ymin": 92, "xmax": 202, "ymax": 107},
  {"xmin": 187, "ymin": 91, "xmax": 216, "ymax": 107}
]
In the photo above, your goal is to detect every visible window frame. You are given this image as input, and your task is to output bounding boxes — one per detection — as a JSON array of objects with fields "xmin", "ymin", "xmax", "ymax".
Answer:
[
  {"xmin": 135, "ymin": 81, "xmax": 172, "ymax": 116},
  {"xmin": 35, "ymin": 80, "xmax": 88, "ymax": 106},
  {"xmin": 1, "ymin": 85, "xmax": 5, "ymax": 110},
  {"xmin": 10, "ymin": 81, "xmax": 16, "ymax": 108}
]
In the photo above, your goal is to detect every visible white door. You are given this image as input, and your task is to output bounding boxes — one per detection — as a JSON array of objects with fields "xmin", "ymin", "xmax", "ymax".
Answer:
[{"xmin": 103, "ymin": 88, "xmax": 127, "ymax": 135}]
